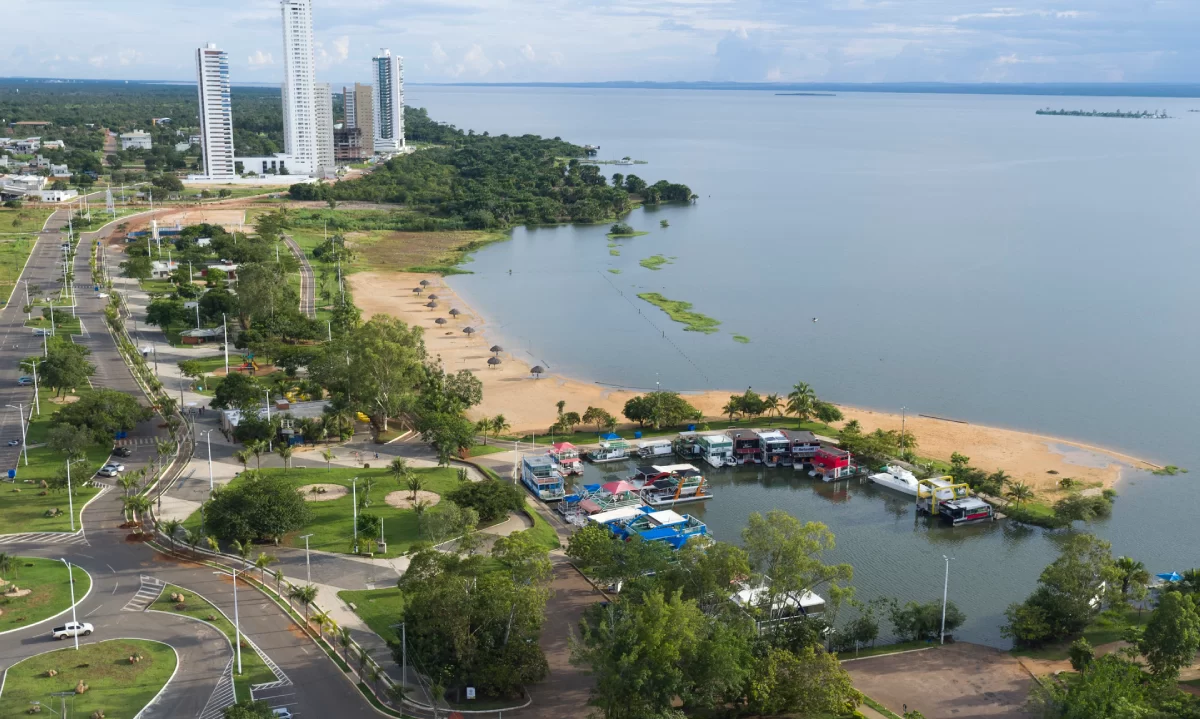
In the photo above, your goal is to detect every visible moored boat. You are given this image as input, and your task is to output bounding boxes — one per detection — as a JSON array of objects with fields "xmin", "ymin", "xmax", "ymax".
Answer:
[
  {"xmin": 696, "ymin": 433, "xmax": 733, "ymax": 467},
  {"xmin": 549, "ymin": 442, "xmax": 585, "ymax": 476},
  {"xmin": 727, "ymin": 429, "xmax": 763, "ymax": 465},
  {"xmin": 591, "ymin": 505, "xmax": 709, "ymax": 548},
  {"xmin": 756, "ymin": 429, "xmax": 792, "ymax": 467},
  {"xmin": 520, "ymin": 454, "xmax": 566, "ymax": 502},
  {"xmin": 790, "ymin": 431, "xmax": 821, "ymax": 469},
  {"xmin": 869, "ymin": 464, "xmax": 921, "ymax": 496},
  {"xmin": 637, "ymin": 438, "xmax": 674, "ymax": 458},
  {"xmin": 587, "ymin": 433, "xmax": 630, "ymax": 463},
  {"xmin": 916, "ymin": 477, "xmax": 995, "ymax": 525},
  {"xmin": 808, "ymin": 447, "xmax": 858, "ymax": 481},
  {"xmin": 640, "ymin": 463, "xmax": 712, "ymax": 506}
]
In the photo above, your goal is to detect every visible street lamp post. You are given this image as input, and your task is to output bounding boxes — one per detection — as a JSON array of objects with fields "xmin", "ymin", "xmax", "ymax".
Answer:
[
  {"xmin": 901, "ymin": 406, "xmax": 908, "ymax": 456},
  {"xmin": 6, "ymin": 404, "xmax": 29, "ymax": 466},
  {"xmin": 201, "ymin": 429, "xmax": 214, "ymax": 493},
  {"xmin": 941, "ymin": 555, "xmax": 954, "ymax": 645},
  {"xmin": 65, "ymin": 457, "xmax": 86, "ymax": 532},
  {"xmin": 300, "ymin": 533, "xmax": 314, "ymax": 582},
  {"xmin": 215, "ymin": 568, "xmax": 244, "ymax": 675},
  {"xmin": 60, "ymin": 558, "xmax": 79, "ymax": 650},
  {"xmin": 352, "ymin": 477, "xmax": 358, "ymax": 553}
]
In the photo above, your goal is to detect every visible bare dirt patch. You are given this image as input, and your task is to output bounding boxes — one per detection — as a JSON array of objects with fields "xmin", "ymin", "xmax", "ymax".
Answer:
[
  {"xmin": 384, "ymin": 490, "xmax": 441, "ymax": 510},
  {"xmin": 298, "ymin": 483, "xmax": 349, "ymax": 501},
  {"xmin": 3, "ymin": 588, "xmax": 32, "ymax": 598},
  {"xmin": 348, "ymin": 230, "xmax": 499, "ymax": 270}
]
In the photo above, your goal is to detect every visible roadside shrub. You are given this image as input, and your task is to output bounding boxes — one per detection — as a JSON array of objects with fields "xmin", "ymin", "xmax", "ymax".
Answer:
[{"xmin": 447, "ymin": 479, "xmax": 523, "ymax": 524}]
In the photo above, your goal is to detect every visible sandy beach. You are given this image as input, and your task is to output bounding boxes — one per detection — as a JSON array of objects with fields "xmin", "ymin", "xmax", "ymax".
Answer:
[{"xmin": 349, "ymin": 270, "xmax": 1159, "ymax": 493}]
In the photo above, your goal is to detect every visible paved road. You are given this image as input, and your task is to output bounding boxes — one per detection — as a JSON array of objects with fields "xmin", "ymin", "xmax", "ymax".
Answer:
[
  {"xmin": 283, "ymin": 236, "xmax": 316, "ymax": 319},
  {"xmin": 0, "ymin": 204, "xmax": 377, "ymax": 719}
]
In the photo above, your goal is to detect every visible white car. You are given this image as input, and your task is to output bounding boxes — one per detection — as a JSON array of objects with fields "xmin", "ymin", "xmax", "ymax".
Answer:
[
  {"xmin": 7, "ymin": 440, "xmax": 19, "ymax": 447},
  {"xmin": 272, "ymin": 709, "xmax": 294, "ymax": 719},
  {"xmin": 51, "ymin": 622, "xmax": 93, "ymax": 640},
  {"xmin": 102, "ymin": 463, "xmax": 125, "ymax": 472},
  {"xmin": 96, "ymin": 467, "xmax": 119, "ymax": 478}
]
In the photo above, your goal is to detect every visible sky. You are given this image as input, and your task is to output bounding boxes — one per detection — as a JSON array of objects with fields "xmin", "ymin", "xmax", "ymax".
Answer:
[{"xmin": 6, "ymin": 0, "xmax": 1200, "ymax": 85}]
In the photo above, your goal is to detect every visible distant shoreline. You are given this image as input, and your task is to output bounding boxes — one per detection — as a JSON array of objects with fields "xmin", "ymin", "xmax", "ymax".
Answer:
[{"xmin": 775, "ymin": 92, "xmax": 836, "ymax": 97}]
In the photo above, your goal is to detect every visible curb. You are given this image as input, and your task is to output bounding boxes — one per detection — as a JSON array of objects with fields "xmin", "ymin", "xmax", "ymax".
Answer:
[
  {"xmin": 0, "ymin": 561, "xmax": 94, "ymax": 636},
  {"xmin": 132, "ymin": 640, "xmax": 181, "ymax": 719},
  {"xmin": 145, "ymin": 608, "xmax": 239, "ymax": 703},
  {"xmin": 0, "ymin": 482, "xmax": 108, "ymax": 542}
]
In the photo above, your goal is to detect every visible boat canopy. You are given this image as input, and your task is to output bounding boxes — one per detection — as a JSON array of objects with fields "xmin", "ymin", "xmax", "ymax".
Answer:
[
  {"xmin": 599, "ymin": 432, "xmax": 623, "ymax": 441},
  {"xmin": 583, "ymin": 483, "xmax": 602, "ymax": 493},
  {"xmin": 639, "ymin": 439, "xmax": 673, "ymax": 448},
  {"xmin": 652, "ymin": 463, "xmax": 701, "ymax": 475},
  {"xmin": 647, "ymin": 509, "xmax": 687, "ymax": 526},
  {"xmin": 552, "ymin": 442, "xmax": 577, "ymax": 451},
  {"xmin": 587, "ymin": 505, "xmax": 646, "ymax": 525}
]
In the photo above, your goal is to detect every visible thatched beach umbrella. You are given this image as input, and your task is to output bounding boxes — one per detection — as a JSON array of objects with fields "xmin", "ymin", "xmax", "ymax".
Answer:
[
  {"xmin": 426, "ymin": 300, "xmax": 438, "ymax": 310},
  {"xmin": 531, "ymin": 365, "xmax": 545, "ymax": 378},
  {"xmin": 419, "ymin": 279, "xmax": 431, "ymax": 287},
  {"xmin": 435, "ymin": 317, "xmax": 447, "ymax": 326},
  {"xmin": 427, "ymin": 294, "xmax": 439, "ymax": 301},
  {"xmin": 449, "ymin": 308, "xmax": 462, "ymax": 319},
  {"xmin": 463, "ymin": 326, "xmax": 476, "ymax": 338},
  {"xmin": 413, "ymin": 287, "xmax": 422, "ymax": 296},
  {"xmin": 489, "ymin": 345, "xmax": 503, "ymax": 356},
  {"xmin": 487, "ymin": 357, "xmax": 502, "ymax": 369}
]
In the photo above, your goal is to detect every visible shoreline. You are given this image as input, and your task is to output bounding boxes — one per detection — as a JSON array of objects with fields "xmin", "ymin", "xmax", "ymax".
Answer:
[{"xmin": 348, "ymin": 269, "xmax": 1159, "ymax": 493}]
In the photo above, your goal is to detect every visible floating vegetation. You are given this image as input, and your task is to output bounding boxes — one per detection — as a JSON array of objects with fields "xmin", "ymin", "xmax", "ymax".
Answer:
[
  {"xmin": 732, "ymin": 334, "xmax": 751, "ymax": 344},
  {"xmin": 609, "ymin": 249, "xmax": 620, "ymax": 256},
  {"xmin": 639, "ymin": 254, "xmax": 673, "ymax": 271},
  {"xmin": 1152, "ymin": 465, "xmax": 1187, "ymax": 476},
  {"xmin": 607, "ymin": 268, "xmax": 621, "ymax": 275},
  {"xmin": 637, "ymin": 293, "xmax": 720, "ymax": 334}
]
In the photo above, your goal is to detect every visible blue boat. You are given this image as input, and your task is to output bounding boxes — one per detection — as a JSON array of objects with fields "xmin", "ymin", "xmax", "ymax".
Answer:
[
  {"xmin": 589, "ymin": 505, "xmax": 709, "ymax": 549},
  {"xmin": 520, "ymin": 454, "xmax": 566, "ymax": 502}
]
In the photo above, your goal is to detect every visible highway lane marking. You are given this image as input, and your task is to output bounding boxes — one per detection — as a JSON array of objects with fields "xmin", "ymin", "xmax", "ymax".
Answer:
[
  {"xmin": 84, "ymin": 604, "xmax": 104, "ymax": 617},
  {"xmin": 107, "ymin": 563, "xmax": 115, "ymax": 573},
  {"xmin": 112, "ymin": 580, "xmax": 119, "ymax": 595}
]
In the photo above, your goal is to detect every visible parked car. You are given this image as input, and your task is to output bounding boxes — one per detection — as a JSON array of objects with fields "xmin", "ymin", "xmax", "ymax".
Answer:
[
  {"xmin": 112, "ymin": 446, "xmax": 133, "ymax": 457},
  {"xmin": 51, "ymin": 622, "xmax": 93, "ymax": 640},
  {"xmin": 102, "ymin": 463, "xmax": 125, "ymax": 472},
  {"xmin": 96, "ymin": 467, "xmax": 118, "ymax": 478},
  {"xmin": 272, "ymin": 709, "xmax": 294, "ymax": 719}
]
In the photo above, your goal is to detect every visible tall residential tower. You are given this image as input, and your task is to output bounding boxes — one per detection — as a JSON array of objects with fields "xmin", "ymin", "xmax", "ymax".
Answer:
[
  {"xmin": 343, "ymin": 83, "xmax": 375, "ymax": 156},
  {"xmin": 314, "ymin": 83, "xmax": 335, "ymax": 174},
  {"xmin": 371, "ymin": 49, "xmax": 405, "ymax": 152},
  {"xmin": 280, "ymin": 0, "xmax": 319, "ymax": 174},
  {"xmin": 195, "ymin": 43, "xmax": 235, "ymax": 178}
]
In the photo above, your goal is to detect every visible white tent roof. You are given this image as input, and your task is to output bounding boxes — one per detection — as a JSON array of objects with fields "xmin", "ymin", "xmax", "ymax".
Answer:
[
  {"xmin": 647, "ymin": 510, "xmax": 686, "ymax": 526},
  {"xmin": 587, "ymin": 505, "xmax": 644, "ymax": 525},
  {"xmin": 652, "ymin": 463, "xmax": 699, "ymax": 474}
]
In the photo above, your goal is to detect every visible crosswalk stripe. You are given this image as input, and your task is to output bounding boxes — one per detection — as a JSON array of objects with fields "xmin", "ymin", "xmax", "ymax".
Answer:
[
  {"xmin": 0, "ymin": 530, "xmax": 89, "ymax": 546},
  {"xmin": 122, "ymin": 575, "xmax": 164, "ymax": 612},
  {"xmin": 198, "ymin": 659, "xmax": 237, "ymax": 719}
]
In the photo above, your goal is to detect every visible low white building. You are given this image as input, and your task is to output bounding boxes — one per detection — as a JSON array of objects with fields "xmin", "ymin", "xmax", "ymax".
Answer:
[
  {"xmin": 0, "ymin": 174, "xmax": 46, "ymax": 194},
  {"xmin": 48, "ymin": 164, "xmax": 69, "ymax": 177},
  {"xmin": 41, "ymin": 140, "xmax": 65, "ymax": 150},
  {"xmin": 149, "ymin": 260, "xmax": 179, "ymax": 278},
  {"xmin": 174, "ymin": 142, "xmax": 192, "ymax": 153},
  {"xmin": 120, "ymin": 131, "xmax": 153, "ymax": 150},
  {"xmin": 12, "ymin": 138, "xmax": 41, "ymax": 153},
  {"xmin": 39, "ymin": 189, "xmax": 79, "ymax": 202},
  {"xmin": 235, "ymin": 154, "xmax": 293, "ymax": 177}
]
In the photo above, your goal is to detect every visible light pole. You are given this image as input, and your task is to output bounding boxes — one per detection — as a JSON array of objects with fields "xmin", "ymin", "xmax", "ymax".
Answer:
[
  {"xmin": 65, "ymin": 457, "xmax": 86, "ymax": 532},
  {"xmin": 214, "ymin": 567, "xmax": 244, "ymax": 675},
  {"xmin": 941, "ymin": 555, "xmax": 954, "ymax": 645},
  {"xmin": 901, "ymin": 406, "xmax": 907, "ymax": 456},
  {"xmin": 300, "ymin": 533, "xmax": 314, "ymax": 582},
  {"xmin": 6, "ymin": 404, "xmax": 28, "ymax": 466},
  {"xmin": 20, "ymin": 358, "xmax": 41, "ymax": 415},
  {"xmin": 352, "ymin": 477, "xmax": 358, "ymax": 553},
  {"xmin": 201, "ymin": 429, "xmax": 214, "ymax": 493},
  {"xmin": 222, "ymin": 314, "xmax": 229, "ymax": 375},
  {"xmin": 60, "ymin": 558, "xmax": 79, "ymax": 650}
]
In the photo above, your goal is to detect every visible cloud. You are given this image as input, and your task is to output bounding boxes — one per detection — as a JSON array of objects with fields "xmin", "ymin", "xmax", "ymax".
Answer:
[
  {"xmin": 456, "ymin": 43, "xmax": 494, "ymax": 76},
  {"xmin": 248, "ymin": 50, "xmax": 274, "ymax": 66},
  {"xmin": 713, "ymin": 28, "xmax": 777, "ymax": 81},
  {"xmin": 520, "ymin": 44, "xmax": 535, "ymax": 61},
  {"xmin": 332, "ymin": 35, "xmax": 350, "ymax": 62},
  {"xmin": 950, "ymin": 8, "xmax": 1084, "ymax": 22},
  {"xmin": 88, "ymin": 55, "xmax": 105, "ymax": 68},
  {"xmin": 431, "ymin": 41, "xmax": 449, "ymax": 64},
  {"xmin": 659, "ymin": 19, "xmax": 694, "ymax": 32},
  {"xmin": 118, "ymin": 49, "xmax": 142, "ymax": 66}
]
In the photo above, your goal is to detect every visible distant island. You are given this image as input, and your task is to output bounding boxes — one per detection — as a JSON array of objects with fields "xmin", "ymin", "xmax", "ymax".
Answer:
[
  {"xmin": 775, "ymin": 92, "xmax": 835, "ymax": 97},
  {"xmin": 1036, "ymin": 108, "xmax": 1169, "ymax": 119}
]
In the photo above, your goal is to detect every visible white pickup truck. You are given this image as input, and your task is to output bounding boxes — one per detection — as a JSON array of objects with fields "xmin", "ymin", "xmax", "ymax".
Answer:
[{"xmin": 51, "ymin": 621, "xmax": 93, "ymax": 640}]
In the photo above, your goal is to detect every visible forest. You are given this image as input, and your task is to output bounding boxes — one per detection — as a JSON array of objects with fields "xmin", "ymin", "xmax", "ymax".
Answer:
[{"xmin": 289, "ymin": 107, "xmax": 695, "ymax": 229}]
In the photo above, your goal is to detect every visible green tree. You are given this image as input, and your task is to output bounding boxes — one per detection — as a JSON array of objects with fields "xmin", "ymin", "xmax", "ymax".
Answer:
[
  {"xmin": 254, "ymin": 552, "xmax": 277, "ymax": 584},
  {"xmin": 1005, "ymin": 481, "xmax": 1035, "ymax": 508},
  {"xmin": 888, "ymin": 600, "xmax": 966, "ymax": 641},
  {"xmin": 746, "ymin": 645, "xmax": 861, "ymax": 717},
  {"xmin": 582, "ymin": 406, "xmax": 616, "ymax": 433},
  {"xmin": 160, "ymin": 518, "xmax": 182, "ymax": 552},
  {"xmin": 490, "ymin": 414, "xmax": 511, "ymax": 439},
  {"xmin": 222, "ymin": 699, "xmax": 277, "ymax": 719},
  {"xmin": 447, "ymin": 478, "xmax": 523, "ymax": 524},
  {"xmin": 622, "ymin": 392, "xmax": 699, "ymax": 430},
  {"xmin": 210, "ymin": 372, "xmax": 263, "ymax": 411},
  {"xmin": 145, "ymin": 297, "xmax": 188, "ymax": 336},
  {"xmin": 1003, "ymin": 534, "xmax": 1117, "ymax": 647},
  {"xmin": 741, "ymin": 510, "xmax": 853, "ymax": 622},
  {"xmin": 46, "ymin": 424, "xmax": 91, "ymax": 459},
  {"xmin": 813, "ymin": 400, "xmax": 843, "ymax": 425},
  {"xmin": 1113, "ymin": 556, "xmax": 1150, "ymax": 600},
  {"xmin": 288, "ymin": 583, "xmax": 319, "ymax": 623},
  {"xmin": 52, "ymin": 388, "xmax": 152, "ymax": 443},
  {"xmin": 120, "ymin": 255, "xmax": 153, "ymax": 280},
  {"xmin": 1028, "ymin": 653, "xmax": 1151, "ymax": 719},
  {"xmin": 205, "ymin": 472, "xmax": 312, "ymax": 543},
  {"xmin": 1068, "ymin": 638, "xmax": 1095, "ymax": 672},
  {"xmin": 786, "ymin": 381, "xmax": 816, "ymax": 423},
  {"xmin": 1139, "ymin": 590, "xmax": 1200, "ymax": 678},
  {"xmin": 345, "ymin": 316, "xmax": 426, "ymax": 432}
]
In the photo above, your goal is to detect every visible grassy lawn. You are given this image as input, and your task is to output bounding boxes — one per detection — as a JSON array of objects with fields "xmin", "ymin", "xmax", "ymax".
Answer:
[
  {"xmin": 337, "ymin": 587, "xmax": 406, "ymax": 644},
  {"xmin": 506, "ymin": 416, "xmax": 839, "ymax": 446},
  {"xmin": 0, "ymin": 205, "xmax": 55, "ymax": 234},
  {"xmin": 150, "ymin": 582, "xmax": 275, "ymax": 700},
  {"xmin": 1012, "ymin": 608, "xmax": 1150, "ymax": 661},
  {"xmin": 138, "ymin": 279, "xmax": 175, "ymax": 295},
  {"xmin": 468, "ymin": 442, "xmax": 509, "ymax": 457},
  {"xmin": 181, "ymin": 184, "xmax": 290, "ymax": 201},
  {"xmin": 0, "ymin": 639, "xmax": 177, "ymax": 719},
  {"xmin": 522, "ymin": 506, "xmax": 561, "ymax": 550},
  {"xmin": 24, "ymin": 315, "xmax": 83, "ymax": 336},
  {"xmin": 1, "ymin": 444, "xmax": 109, "ymax": 533},
  {"xmin": 0, "ymin": 236, "xmax": 36, "ymax": 305},
  {"xmin": 178, "ymin": 355, "xmax": 232, "ymax": 375},
  {"xmin": 181, "ymin": 466, "xmax": 464, "ymax": 558},
  {"xmin": 0, "ymin": 557, "xmax": 91, "ymax": 631}
]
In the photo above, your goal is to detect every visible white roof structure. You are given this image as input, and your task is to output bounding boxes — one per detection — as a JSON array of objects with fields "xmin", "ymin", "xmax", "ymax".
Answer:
[
  {"xmin": 647, "ymin": 510, "xmax": 686, "ymax": 526},
  {"xmin": 651, "ymin": 463, "xmax": 699, "ymax": 474},
  {"xmin": 638, "ymin": 438, "xmax": 672, "ymax": 448},
  {"xmin": 731, "ymin": 584, "xmax": 825, "ymax": 612},
  {"xmin": 587, "ymin": 505, "xmax": 645, "ymax": 525}
]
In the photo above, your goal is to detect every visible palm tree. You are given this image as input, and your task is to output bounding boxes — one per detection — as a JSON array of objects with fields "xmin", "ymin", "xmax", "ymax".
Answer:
[
  {"xmin": 248, "ymin": 440, "xmax": 266, "ymax": 470},
  {"xmin": 1180, "ymin": 569, "xmax": 1200, "ymax": 596},
  {"xmin": 311, "ymin": 610, "xmax": 333, "ymax": 638},
  {"xmin": 721, "ymin": 400, "xmax": 739, "ymax": 422},
  {"xmin": 183, "ymin": 529, "xmax": 202, "ymax": 557},
  {"xmin": 370, "ymin": 666, "xmax": 383, "ymax": 695},
  {"xmin": 1004, "ymin": 481, "xmax": 1034, "ymax": 508},
  {"xmin": 117, "ymin": 473, "xmax": 138, "ymax": 498},
  {"xmin": 337, "ymin": 626, "xmax": 353, "ymax": 664},
  {"xmin": 413, "ymin": 499, "xmax": 429, "ymax": 539},
  {"xmin": 255, "ymin": 552, "xmax": 277, "ymax": 584},
  {"xmin": 491, "ymin": 414, "xmax": 510, "ymax": 440},
  {"xmin": 1114, "ymin": 556, "xmax": 1151, "ymax": 599},
  {"xmin": 763, "ymin": 393, "xmax": 783, "ymax": 420},
  {"xmin": 786, "ymin": 382, "xmax": 816, "ymax": 424},
  {"xmin": 0, "ymin": 552, "xmax": 14, "ymax": 579},
  {"xmin": 234, "ymin": 449, "xmax": 252, "ymax": 473},
  {"xmin": 475, "ymin": 418, "xmax": 491, "ymax": 446},
  {"xmin": 161, "ymin": 518, "xmax": 182, "ymax": 552},
  {"xmin": 321, "ymin": 449, "xmax": 336, "ymax": 471},
  {"xmin": 205, "ymin": 535, "xmax": 220, "ymax": 554},
  {"xmin": 276, "ymin": 443, "xmax": 293, "ymax": 470},
  {"xmin": 231, "ymin": 539, "xmax": 253, "ymax": 567},
  {"xmin": 406, "ymin": 474, "xmax": 424, "ymax": 501},
  {"xmin": 388, "ymin": 457, "xmax": 408, "ymax": 485},
  {"xmin": 124, "ymin": 494, "xmax": 151, "ymax": 519},
  {"xmin": 289, "ymin": 584, "xmax": 319, "ymax": 624}
]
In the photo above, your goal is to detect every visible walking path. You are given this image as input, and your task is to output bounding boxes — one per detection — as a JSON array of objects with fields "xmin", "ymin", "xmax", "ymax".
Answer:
[{"xmin": 283, "ymin": 235, "xmax": 316, "ymax": 318}]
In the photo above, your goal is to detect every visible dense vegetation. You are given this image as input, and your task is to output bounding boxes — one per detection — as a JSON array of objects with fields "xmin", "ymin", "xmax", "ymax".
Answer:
[{"xmin": 289, "ymin": 107, "xmax": 695, "ymax": 229}]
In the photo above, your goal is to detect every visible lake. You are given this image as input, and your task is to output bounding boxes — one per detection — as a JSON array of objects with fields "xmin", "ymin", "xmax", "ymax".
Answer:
[{"xmin": 407, "ymin": 85, "xmax": 1200, "ymax": 646}]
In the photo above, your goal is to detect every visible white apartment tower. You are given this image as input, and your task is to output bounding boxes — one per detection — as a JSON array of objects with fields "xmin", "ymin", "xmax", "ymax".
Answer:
[
  {"xmin": 314, "ymin": 83, "xmax": 335, "ymax": 174},
  {"xmin": 280, "ymin": 0, "xmax": 318, "ymax": 174},
  {"xmin": 195, "ymin": 43, "xmax": 235, "ymax": 178},
  {"xmin": 371, "ymin": 49, "xmax": 405, "ymax": 152}
]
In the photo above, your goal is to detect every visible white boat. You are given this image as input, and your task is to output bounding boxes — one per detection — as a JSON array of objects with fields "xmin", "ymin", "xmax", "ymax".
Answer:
[
  {"xmin": 696, "ymin": 433, "xmax": 733, "ymax": 468},
  {"xmin": 869, "ymin": 465, "xmax": 921, "ymax": 496},
  {"xmin": 588, "ymin": 437, "xmax": 630, "ymax": 463},
  {"xmin": 637, "ymin": 439, "xmax": 674, "ymax": 458}
]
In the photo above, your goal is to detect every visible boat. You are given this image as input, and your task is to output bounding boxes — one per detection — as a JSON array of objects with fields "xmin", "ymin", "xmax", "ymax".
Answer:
[
  {"xmin": 808, "ymin": 447, "xmax": 858, "ymax": 482},
  {"xmin": 869, "ymin": 464, "xmax": 921, "ymax": 496},
  {"xmin": 520, "ymin": 454, "xmax": 566, "ymax": 502},
  {"xmin": 637, "ymin": 438, "xmax": 674, "ymax": 459},
  {"xmin": 548, "ymin": 442, "xmax": 585, "ymax": 476},
  {"xmin": 916, "ymin": 477, "xmax": 995, "ymax": 525},
  {"xmin": 730, "ymin": 581, "xmax": 825, "ymax": 620},
  {"xmin": 673, "ymin": 433, "xmax": 706, "ymax": 463},
  {"xmin": 629, "ymin": 465, "xmax": 669, "ymax": 489},
  {"xmin": 567, "ymin": 482, "xmax": 646, "ymax": 515},
  {"xmin": 614, "ymin": 156, "xmax": 634, "ymax": 166},
  {"xmin": 587, "ymin": 433, "xmax": 630, "ymax": 463},
  {"xmin": 592, "ymin": 506, "xmax": 709, "ymax": 548},
  {"xmin": 756, "ymin": 429, "xmax": 792, "ymax": 467},
  {"xmin": 726, "ymin": 429, "xmax": 762, "ymax": 465},
  {"xmin": 790, "ymin": 430, "xmax": 821, "ymax": 469},
  {"xmin": 692, "ymin": 432, "xmax": 733, "ymax": 468},
  {"xmin": 640, "ymin": 464, "xmax": 712, "ymax": 506}
]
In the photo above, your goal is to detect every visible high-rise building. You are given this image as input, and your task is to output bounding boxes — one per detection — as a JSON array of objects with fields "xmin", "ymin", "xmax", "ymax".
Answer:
[
  {"xmin": 195, "ymin": 43, "xmax": 235, "ymax": 178},
  {"xmin": 314, "ymin": 82, "xmax": 335, "ymax": 173},
  {"xmin": 280, "ymin": 0, "xmax": 318, "ymax": 174},
  {"xmin": 371, "ymin": 49, "xmax": 405, "ymax": 152},
  {"xmin": 343, "ymin": 83, "xmax": 374, "ymax": 156}
]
